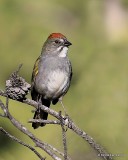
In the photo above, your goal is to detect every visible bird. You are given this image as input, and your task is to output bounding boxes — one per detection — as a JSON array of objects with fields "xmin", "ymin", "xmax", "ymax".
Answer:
[{"xmin": 31, "ymin": 33, "xmax": 72, "ymax": 129}]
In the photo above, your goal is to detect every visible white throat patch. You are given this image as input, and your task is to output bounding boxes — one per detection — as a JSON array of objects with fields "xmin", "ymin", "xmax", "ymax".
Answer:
[{"xmin": 58, "ymin": 46, "xmax": 68, "ymax": 57}]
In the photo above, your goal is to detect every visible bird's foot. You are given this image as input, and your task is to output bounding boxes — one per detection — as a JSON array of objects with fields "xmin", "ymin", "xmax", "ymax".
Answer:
[
  {"xmin": 59, "ymin": 111, "xmax": 70, "ymax": 132},
  {"xmin": 63, "ymin": 114, "xmax": 69, "ymax": 132}
]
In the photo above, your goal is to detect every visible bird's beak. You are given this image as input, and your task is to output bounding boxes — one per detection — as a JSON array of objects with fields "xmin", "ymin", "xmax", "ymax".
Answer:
[{"xmin": 64, "ymin": 40, "xmax": 72, "ymax": 47}]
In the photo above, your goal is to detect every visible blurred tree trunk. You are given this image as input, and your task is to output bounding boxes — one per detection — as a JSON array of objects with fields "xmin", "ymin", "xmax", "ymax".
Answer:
[{"xmin": 104, "ymin": 0, "xmax": 128, "ymax": 42}]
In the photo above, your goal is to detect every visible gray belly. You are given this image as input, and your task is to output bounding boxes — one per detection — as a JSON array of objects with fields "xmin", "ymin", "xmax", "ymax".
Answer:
[{"xmin": 35, "ymin": 69, "xmax": 69, "ymax": 99}]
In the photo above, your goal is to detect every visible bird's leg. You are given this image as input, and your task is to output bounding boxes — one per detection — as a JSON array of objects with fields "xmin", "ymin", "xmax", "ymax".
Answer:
[
  {"xmin": 38, "ymin": 96, "xmax": 42, "ymax": 114},
  {"xmin": 59, "ymin": 97, "xmax": 69, "ymax": 131},
  {"xmin": 31, "ymin": 96, "xmax": 42, "ymax": 114},
  {"xmin": 32, "ymin": 95, "xmax": 42, "ymax": 117},
  {"xmin": 59, "ymin": 97, "xmax": 67, "ymax": 116}
]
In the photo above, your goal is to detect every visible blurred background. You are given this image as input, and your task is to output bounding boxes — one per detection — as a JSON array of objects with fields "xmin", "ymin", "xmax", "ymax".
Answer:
[{"xmin": 0, "ymin": 0, "xmax": 128, "ymax": 159}]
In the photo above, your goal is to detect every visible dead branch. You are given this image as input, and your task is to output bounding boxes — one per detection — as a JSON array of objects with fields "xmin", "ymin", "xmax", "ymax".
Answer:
[
  {"xmin": 0, "ymin": 65, "xmax": 113, "ymax": 160},
  {"xmin": 0, "ymin": 127, "xmax": 45, "ymax": 160},
  {"xmin": 59, "ymin": 111, "xmax": 68, "ymax": 160},
  {"xmin": 0, "ymin": 99, "xmax": 69, "ymax": 160}
]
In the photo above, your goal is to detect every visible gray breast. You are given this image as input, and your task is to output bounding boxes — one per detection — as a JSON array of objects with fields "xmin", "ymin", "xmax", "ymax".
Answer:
[{"xmin": 35, "ymin": 56, "xmax": 71, "ymax": 99}]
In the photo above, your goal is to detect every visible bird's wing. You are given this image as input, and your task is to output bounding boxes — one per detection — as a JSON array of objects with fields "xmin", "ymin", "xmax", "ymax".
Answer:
[{"xmin": 31, "ymin": 56, "xmax": 41, "ymax": 101}]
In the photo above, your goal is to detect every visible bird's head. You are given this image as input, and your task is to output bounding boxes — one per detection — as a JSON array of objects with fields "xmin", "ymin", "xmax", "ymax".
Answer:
[{"xmin": 42, "ymin": 33, "xmax": 72, "ymax": 57}]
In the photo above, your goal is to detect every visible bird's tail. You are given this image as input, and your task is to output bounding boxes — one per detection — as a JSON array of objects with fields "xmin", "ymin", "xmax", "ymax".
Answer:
[{"xmin": 32, "ymin": 99, "xmax": 50, "ymax": 129}]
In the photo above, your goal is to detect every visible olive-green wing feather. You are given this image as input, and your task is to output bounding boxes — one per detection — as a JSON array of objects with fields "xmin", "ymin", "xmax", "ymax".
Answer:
[{"xmin": 31, "ymin": 56, "xmax": 41, "ymax": 101}]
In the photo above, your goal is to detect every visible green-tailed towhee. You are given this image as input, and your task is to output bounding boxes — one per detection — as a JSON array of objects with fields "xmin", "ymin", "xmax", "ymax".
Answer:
[{"xmin": 31, "ymin": 33, "xmax": 72, "ymax": 129}]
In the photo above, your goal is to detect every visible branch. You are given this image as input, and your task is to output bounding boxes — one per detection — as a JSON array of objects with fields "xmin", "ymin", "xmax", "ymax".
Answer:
[
  {"xmin": 0, "ymin": 99, "xmax": 68, "ymax": 160},
  {"xmin": 0, "ymin": 127, "xmax": 45, "ymax": 160},
  {"xmin": 0, "ymin": 91, "xmax": 113, "ymax": 160},
  {"xmin": 59, "ymin": 112, "xmax": 68, "ymax": 160},
  {"xmin": 28, "ymin": 119, "xmax": 60, "ymax": 125},
  {"xmin": 26, "ymin": 99, "xmax": 113, "ymax": 160}
]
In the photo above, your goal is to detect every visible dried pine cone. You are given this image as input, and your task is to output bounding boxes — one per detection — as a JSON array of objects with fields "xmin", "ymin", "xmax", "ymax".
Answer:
[{"xmin": 5, "ymin": 70, "xmax": 31, "ymax": 101}]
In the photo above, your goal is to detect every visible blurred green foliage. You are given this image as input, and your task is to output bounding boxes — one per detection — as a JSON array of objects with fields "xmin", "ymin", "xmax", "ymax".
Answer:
[{"xmin": 0, "ymin": 0, "xmax": 128, "ymax": 160}]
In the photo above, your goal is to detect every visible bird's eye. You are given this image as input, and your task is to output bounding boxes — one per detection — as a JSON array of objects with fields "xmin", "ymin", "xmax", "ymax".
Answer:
[{"xmin": 55, "ymin": 40, "xmax": 61, "ymax": 44}]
